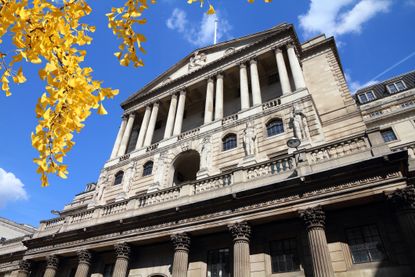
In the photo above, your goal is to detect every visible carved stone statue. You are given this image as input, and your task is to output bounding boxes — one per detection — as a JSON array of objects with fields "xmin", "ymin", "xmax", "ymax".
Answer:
[
  {"xmin": 95, "ymin": 170, "xmax": 109, "ymax": 201},
  {"xmin": 155, "ymin": 153, "xmax": 166, "ymax": 187},
  {"xmin": 290, "ymin": 105, "xmax": 310, "ymax": 141},
  {"xmin": 243, "ymin": 122, "xmax": 257, "ymax": 156},
  {"xmin": 188, "ymin": 51, "xmax": 206, "ymax": 71},
  {"xmin": 200, "ymin": 136, "xmax": 211, "ymax": 170}
]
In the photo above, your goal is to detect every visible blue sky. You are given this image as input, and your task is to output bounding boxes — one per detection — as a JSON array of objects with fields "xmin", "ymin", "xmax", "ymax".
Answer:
[{"xmin": 0, "ymin": 0, "xmax": 414, "ymax": 227}]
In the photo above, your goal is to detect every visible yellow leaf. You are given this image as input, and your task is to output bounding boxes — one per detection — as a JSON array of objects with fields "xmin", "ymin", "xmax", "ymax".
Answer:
[
  {"xmin": 97, "ymin": 103, "xmax": 108, "ymax": 115},
  {"xmin": 13, "ymin": 67, "xmax": 27, "ymax": 84},
  {"xmin": 206, "ymin": 4, "xmax": 215, "ymax": 15}
]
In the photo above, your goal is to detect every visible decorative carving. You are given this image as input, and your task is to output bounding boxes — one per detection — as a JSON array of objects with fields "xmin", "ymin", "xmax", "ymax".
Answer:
[
  {"xmin": 171, "ymin": 233, "xmax": 191, "ymax": 251},
  {"xmin": 299, "ymin": 206, "xmax": 325, "ymax": 229},
  {"xmin": 200, "ymin": 136, "xmax": 211, "ymax": 170},
  {"xmin": 114, "ymin": 242, "xmax": 131, "ymax": 259},
  {"xmin": 243, "ymin": 121, "xmax": 257, "ymax": 156},
  {"xmin": 46, "ymin": 255, "xmax": 60, "ymax": 269},
  {"xmin": 388, "ymin": 186, "xmax": 415, "ymax": 212},
  {"xmin": 77, "ymin": 249, "xmax": 92, "ymax": 264},
  {"xmin": 188, "ymin": 51, "xmax": 206, "ymax": 71},
  {"xmin": 228, "ymin": 222, "xmax": 251, "ymax": 242},
  {"xmin": 290, "ymin": 104, "xmax": 310, "ymax": 141},
  {"xmin": 224, "ymin": 47, "xmax": 235, "ymax": 56},
  {"xmin": 18, "ymin": 260, "xmax": 31, "ymax": 272}
]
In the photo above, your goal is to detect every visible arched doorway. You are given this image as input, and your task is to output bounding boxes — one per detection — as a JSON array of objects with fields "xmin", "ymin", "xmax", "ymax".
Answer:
[{"xmin": 172, "ymin": 150, "xmax": 200, "ymax": 186}]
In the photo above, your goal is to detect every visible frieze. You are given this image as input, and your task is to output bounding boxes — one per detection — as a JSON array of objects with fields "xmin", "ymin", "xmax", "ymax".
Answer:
[{"xmin": 24, "ymin": 171, "xmax": 402, "ymax": 256}]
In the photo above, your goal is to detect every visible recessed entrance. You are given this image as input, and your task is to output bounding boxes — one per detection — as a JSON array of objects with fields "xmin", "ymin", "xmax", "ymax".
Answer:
[{"xmin": 172, "ymin": 150, "xmax": 200, "ymax": 186}]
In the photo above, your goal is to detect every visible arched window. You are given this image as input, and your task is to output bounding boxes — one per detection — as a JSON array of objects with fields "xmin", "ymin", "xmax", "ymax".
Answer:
[
  {"xmin": 266, "ymin": 119, "xmax": 284, "ymax": 137},
  {"xmin": 114, "ymin": 171, "xmax": 124, "ymax": 186},
  {"xmin": 222, "ymin": 134, "xmax": 237, "ymax": 151},
  {"xmin": 143, "ymin": 161, "xmax": 153, "ymax": 177}
]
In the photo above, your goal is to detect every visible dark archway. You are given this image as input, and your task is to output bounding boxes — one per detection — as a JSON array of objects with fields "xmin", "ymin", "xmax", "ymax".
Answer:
[{"xmin": 172, "ymin": 150, "xmax": 200, "ymax": 186}]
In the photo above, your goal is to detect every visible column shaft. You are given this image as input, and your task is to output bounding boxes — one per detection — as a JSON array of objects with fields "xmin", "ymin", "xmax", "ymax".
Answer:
[
  {"xmin": 275, "ymin": 48, "xmax": 292, "ymax": 95},
  {"xmin": 136, "ymin": 106, "xmax": 152, "ymax": 149},
  {"xmin": 17, "ymin": 260, "xmax": 31, "ymax": 277},
  {"xmin": 112, "ymin": 257, "xmax": 129, "ymax": 277},
  {"xmin": 164, "ymin": 94, "xmax": 178, "ymax": 139},
  {"xmin": 43, "ymin": 268, "xmax": 57, "ymax": 277},
  {"xmin": 287, "ymin": 44, "xmax": 306, "ymax": 90},
  {"xmin": 17, "ymin": 272, "xmax": 29, "ymax": 277},
  {"xmin": 215, "ymin": 74, "xmax": 224, "ymax": 120},
  {"xmin": 117, "ymin": 114, "xmax": 135, "ymax": 156},
  {"xmin": 250, "ymin": 59, "xmax": 262, "ymax": 105},
  {"xmin": 43, "ymin": 256, "xmax": 59, "ymax": 277},
  {"xmin": 239, "ymin": 64, "xmax": 250, "ymax": 110},
  {"xmin": 172, "ymin": 249, "xmax": 189, "ymax": 277},
  {"xmin": 143, "ymin": 103, "xmax": 159, "ymax": 146},
  {"xmin": 308, "ymin": 227, "xmax": 334, "ymax": 277},
  {"xmin": 110, "ymin": 117, "xmax": 128, "ymax": 159},
  {"xmin": 204, "ymin": 78, "xmax": 215, "ymax": 124},
  {"xmin": 173, "ymin": 91, "xmax": 186, "ymax": 136},
  {"xmin": 233, "ymin": 240, "xmax": 250, "ymax": 277},
  {"xmin": 74, "ymin": 263, "xmax": 90, "ymax": 277}
]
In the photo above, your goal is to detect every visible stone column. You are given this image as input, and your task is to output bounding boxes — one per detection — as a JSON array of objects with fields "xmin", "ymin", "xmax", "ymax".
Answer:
[
  {"xmin": 204, "ymin": 78, "xmax": 215, "ymax": 124},
  {"xmin": 250, "ymin": 59, "xmax": 262, "ymax": 105},
  {"xmin": 171, "ymin": 233, "xmax": 191, "ymax": 277},
  {"xmin": 136, "ymin": 105, "xmax": 152, "ymax": 149},
  {"xmin": 287, "ymin": 44, "xmax": 306, "ymax": 90},
  {"xmin": 239, "ymin": 63, "xmax": 250, "ymax": 110},
  {"xmin": 117, "ymin": 113, "xmax": 136, "ymax": 156},
  {"xmin": 110, "ymin": 116, "xmax": 128, "ymax": 159},
  {"xmin": 43, "ymin": 255, "xmax": 59, "ymax": 277},
  {"xmin": 275, "ymin": 48, "xmax": 292, "ymax": 95},
  {"xmin": 112, "ymin": 242, "xmax": 131, "ymax": 277},
  {"xmin": 299, "ymin": 206, "xmax": 334, "ymax": 277},
  {"xmin": 388, "ymin": 186, "xmax": 415, "ymax": 263},
  {"xmin": 143, "ymin": 102, "xmax": 160, "ymax": 147},
  {"xmin": 164, "ymin": 93, "xmax": 178, "ymax": 139},
  {"xmin": 228, "ymin": 222, "xmax": 251, "ymax": 277},
  {"xmin": 75, "ymin": 250, "xmax": 92, "ymax": 277},
  {"xmin": 215, "ymin": 73, "xmax": 224, "ymax": 120},
  {"xmin": 173, "ymin": 90, "xmax": 186, "ymax": 136},
  {"xmin": 17, "ymin": 260, "xmax": 31, "ymax": 277}
]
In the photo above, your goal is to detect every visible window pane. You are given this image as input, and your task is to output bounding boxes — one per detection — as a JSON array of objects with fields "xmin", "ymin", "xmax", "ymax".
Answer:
[
  {"xmin": 346, "ymin": 225, "xmax": 385, "ymax": 264},
  {"xmin": 387, "ymin": 84, "xmax": 398, "ymax": 93},
  {"xmin": 358, "ymin": 94, "xmax": 368, "ymax": 103},
  {"xmin": 267, "ymin": 120, "xmax": 284, "ymax": 137},
  {"xmin": 381, "ymin": 129, "xmax": 397, "ymax": 142},
  {"xmin": 395, "ymin": 81, "xmax": 405, "ymax": 91},
  {"xmin": 223, "ymin": 135, "xmax": 237, "ymax": 151},
  {"xmin": 143, "ymin": 162, "xmax": 153, "ymax": 176},
  {"xmin": 207, "ymin": 249, "xmax": 230, "ymax": 277},
  {"xmin": 114, "ymin": 172, "xmax": 124, "ymax": 185},
  {"xmin": 366, "ymin": 91, "xmax": 375, "ymax": 101},
  {"xmin": 270, "ymin": 238, "xmax": 300, "ymax": 273}
]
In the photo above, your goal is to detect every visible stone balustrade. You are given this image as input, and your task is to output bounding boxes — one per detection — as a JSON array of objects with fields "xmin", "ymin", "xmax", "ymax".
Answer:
[
  {"xmin": 101, "ymin": 200, "xmax": 128, "ymax": 216},
  {"xmin": 222, "ymin": 114, "xmax": 238, "ymax": 126},
  {"xmin": 71, "ymin": 210, "xmax": 94, "ymax": 223},
  {"xmin": 193, "ymin": 173, "xmax": 233, "ymax": 194},
  {"xmin": 246, "ymin": 157, "xmax": 294, "ymax": 180},
  {"xmin": 43, "ymin": 217, "xmax": 65, "ymax": 230},
  {"xmin": 138, "ymin": 186, "xmax": 181, "ymax": 207},
  {"xmin": 146, "ymin": 143, "xmax": 159, "ymax": 152},
  {"xmin": 262, "ymin": 98, "xmax": 281, "ymax": 111},
  {"xmin": 178, "ymin": 128, "xmax": 200, "ymax": 140}
]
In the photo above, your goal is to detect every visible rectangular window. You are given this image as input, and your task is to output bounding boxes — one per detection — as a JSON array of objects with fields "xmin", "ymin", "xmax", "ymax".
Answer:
[
  {"xmin": 381, "ymin": 128, "xmax": 397, "ymax": 142},
  {"xmin": 358, "ymin": 91, "xmax": 376, "ymax": 104},
  {"xmin": 386, "ymin": 80, "xmax": 406, "ymax": 94},
  {"xmin": 207, "ymin": 248, "xmax": 231, "ymax": 277},
  {"xmin": 346, "ymin": 225, "xmax": 385, "ymax": 264},
  {"xmin": 270, "ymin": 238, "xmax": 300, "ymax": 273}
]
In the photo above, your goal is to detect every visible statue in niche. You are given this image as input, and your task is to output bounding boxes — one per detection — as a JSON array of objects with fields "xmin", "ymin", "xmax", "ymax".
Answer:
[
  {"xmin": 95, "ymin": 170, "xmax": 109, "ymax": 201},
  {"xmin": 155, "ymin": 153, "xmax": 166, "ymax": 187},
  {"xmin": 290, "ymin": 105, "xmax": 310, "ymax": 141},
  {"xmin": 188, "ymin": 51, "xmax": 206, "ymax": 71},
  {"xmin": 243, "ymin": 121, "xmax": 257, "ymax": 156},
  {"xmin": 200, "ymin": 136, "xmax": 211, "ymax": 169}
]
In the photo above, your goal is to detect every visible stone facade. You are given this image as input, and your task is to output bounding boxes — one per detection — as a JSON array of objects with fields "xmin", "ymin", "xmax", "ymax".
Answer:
[{"xmin": 1, "ymin": 23, "xmax": 415, "ymax": 277}]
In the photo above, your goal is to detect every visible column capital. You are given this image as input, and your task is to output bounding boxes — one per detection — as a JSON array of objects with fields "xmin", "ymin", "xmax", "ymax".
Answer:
[
  {"xmin": 299, "ymin": 206, "xmax": 326, "ymax": 229},
  {"xmin": 207, "ymin": 76, "xmax": 215, "ymax": 82},
  {"xmin": 249, "ymin": 58, "xmax": 257, "ymax": 65},
  {"xmin": 46, "ymin": 255, "xmax": 60, "ymax": 269},
  {"xmin": 274, "ymin": 47, "xmax": 283, "ymax": 54},
  {"xmin": 77, "ymin": 249, "xmax": 92, "ymax": 265},
  {"xmin": 169, "ymin": 91, "xmax": 178, "ymax": 97},
  {"xmin": 286, "ymin": 43, "xmax": 295, "ymax": 49},
  {"xmin": 216, "ymin": 72, "xmax": 224, "ymax": 79},
  {"xmin": 179, "ymin": 89, "xmax": 187, "ymax": 96},
  {"xmin": 127, "ymin": 112, "xmax": 136, "ymax": 119},
  {"xmin": 114, "ymin": 242, "xmax": 131, "ymax": 259},
  {"xmin": 228, "ymin": 221, "xmax": 251, "ymax": 242},
  {"xmin": 152, "ymin": 100, "xmax": 160, "ymax": 107},
  {"xmin": 18, "ymin": 260, "xmax": 31, "ymax": 272},
  {"xmin": 121, "ymin": 114, "xmax": 129, "ymax": 120},
  {"xmin": 239, "ymin": 62, "xmax": 247, "ymax": 69},
  {"xmin": 388, "ymin": 186, "xmax": 415, "ymax": 212},
  {"xmin": 171, "ymin": 233, "xmax": 191, "ymax": 251}
]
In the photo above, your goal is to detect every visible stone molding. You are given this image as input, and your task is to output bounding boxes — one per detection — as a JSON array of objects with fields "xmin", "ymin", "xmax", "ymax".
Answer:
[
  {"xmin": 46, "ymin": 255, "xmax": 59, "ymax": 269},
  {"xmin": 114, "ymin": 242, "xmax": 131, "ymax": 259},
  {"xmin": 77, "ymin": 249, "xmax": 92, "ymax": 264},
  {"xmin": 299, "ymin": 206, "xmax": 325, "ymax": 229},
  {"xmin": 228, "ymin": 222, "xmax": 251, "ymax": 242},
  {"xmin": 388, "ymin": 186, "xmax": 415, "ymax": 212},
  {"xmin": 171, "ymin": 233, "xmax": 191, "ymax": 251},
  {"xmin": 18, "ymin": 260, "xmax": 31, "ymax": 272}
]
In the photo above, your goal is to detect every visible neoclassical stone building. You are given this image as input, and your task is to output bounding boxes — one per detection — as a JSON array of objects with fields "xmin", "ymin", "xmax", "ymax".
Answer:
[{"xmin": 1, "ymin": 23, "xmax": 415, "ymax": 277}]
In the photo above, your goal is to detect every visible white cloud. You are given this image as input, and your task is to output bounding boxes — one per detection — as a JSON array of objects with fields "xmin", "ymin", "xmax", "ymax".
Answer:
[
  {"xmin": 299, "ymin": 0, "xmax": 391, "ymax": 38},
  {"xmin": 345, "ymin": 73, "xmax": 378, "ymax": 94},
  {"xmin": 0, "ymin": 168, "xmax": 28, "ymax": 208},
  {"xmin": 166, "ymin": 8, "xmax": 232, "ymax": 47}
]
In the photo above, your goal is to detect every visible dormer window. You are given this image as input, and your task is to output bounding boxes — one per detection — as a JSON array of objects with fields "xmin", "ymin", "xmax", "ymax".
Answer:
[
  {"xmin": 357, "ymin": 91, "xmax": 376, "ymax": 104},
  {"xmin": 386, "ymin": 80, "xmax": 406, "ymax": 94}
]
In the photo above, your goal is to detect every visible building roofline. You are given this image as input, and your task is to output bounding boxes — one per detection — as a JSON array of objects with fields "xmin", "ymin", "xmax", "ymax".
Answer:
[
  {"xmin": 0, "ymin": 217, "xmax": 37, "ymax": 233},
  {"xmin": 356, "ymin": 69, "xmax": 415, "ymax": 94}
]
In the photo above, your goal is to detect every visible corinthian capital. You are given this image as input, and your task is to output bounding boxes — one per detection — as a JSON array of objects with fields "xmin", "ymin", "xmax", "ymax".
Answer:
[
  {"xmin": 77, "ymin": 249, "xmax": 92, "ymax": 264},
  {"xmin": 114, "ymin": 242, "xmax": 131, "ymax": 259},
  {"xmin": 299, "ymin": 206, "xmax": 326, "ymax": 229},
  {"xmin": 46, "ymin": 255, "xmax": 60, "ymax": 269},
  {"xmin": 171, "ymin": 233, "xmax": 191, "ymax": 251},
  {"xmin": 18, "ymin": 260, "xmax": 31, "ymax": 272},
  {"xmin": 388, "ymin": 186, "xmax": 415, "ymax": 212},
  {"xmin": 228, "ymin": 222, "xmax": 251, "ymax": 242}
]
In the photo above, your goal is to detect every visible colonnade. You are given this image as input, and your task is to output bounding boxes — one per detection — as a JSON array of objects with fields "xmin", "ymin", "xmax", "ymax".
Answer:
[
  {"xmin": 16, "ymin": 187, "xmax": 415, "ymax": 277},
  {"xmin": 112, "ymin": 45, "xmax": 304, "ymax": 154}
]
